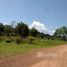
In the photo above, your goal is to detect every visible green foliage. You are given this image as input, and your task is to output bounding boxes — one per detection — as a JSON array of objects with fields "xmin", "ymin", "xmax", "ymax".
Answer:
[
  {"xmin": 27, "ymin": 36, "xmax": 35, "ymax": 44},
  {"xmin": 16, "ymin": 38, "xmax": 22, "ymax": 44},
  {"xmin": 4, "ymin": 25, "xmax": 14, "ymax": 37},
  {"xmin": 5, "ymin": 39, "xmax": 12, "ymax": 43},
  {"xmin": 39, "ymin": 32, "xmax": 45, "ymax": 39},
  {"xmin": 54, "ymin": 26, "xmax": 67, "ymax": 41},
  {"xmin": 0, "ymin": 22, "xmax": 67, "ymax": 55},
  {"xmin": 0, "ymin": 39, "xmax": 67, "ymax": 55},
  {"xmin": 0, "ymin": 23, "xmax": 4, "ymax": 35},
  {"xmin": 16, "ymin": 22, "xmax": 29, "ymax": 38},
  {"xmin": 0, "ymin": 37, "xmax": 3, "ymax": 42},
  {"xmin": 30, "ymin": 28, "xmax": 38, "ymax": 37}
]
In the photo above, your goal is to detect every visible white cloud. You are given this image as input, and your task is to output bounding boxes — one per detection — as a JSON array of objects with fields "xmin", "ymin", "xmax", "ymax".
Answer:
[
  {"xmin": 52, "ymin": 30, "xmax": 55, "ymax": 34},
  {"xmin": 1, "ymin": 21, "xmax": 55, "ymax": 35},
  {"xmin": 48, "ymin": 30, "xmax": 55, "ymax": 35},
  {"xmin": 29, "ymin": 21, "xmax": 47, "ymax": 33},
  {"xmin": 29, "ymin": 21, "xmax": 55, "ymax": 35},
  {"xmin": 1, "ymin": 22, "xmax": 9, "ymax": 25}
]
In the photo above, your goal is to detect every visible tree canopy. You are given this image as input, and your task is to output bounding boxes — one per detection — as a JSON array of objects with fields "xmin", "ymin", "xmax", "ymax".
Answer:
[
  {"xmin": 54, "ymin": 26, "xmax": 67, "ymax": 40},
  {"xmin": 16, "ymin": 22, "xmax": 29, "ymax": 38},
  {"xmin": 0, "ymin": 23, "xmax": 4, "ymax": 35}
]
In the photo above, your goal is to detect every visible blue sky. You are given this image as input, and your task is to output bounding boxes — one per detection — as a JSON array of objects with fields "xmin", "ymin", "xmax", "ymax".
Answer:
[{"xmin": 0, "ymin": 0, "xmax": 67, "ymax": 34}]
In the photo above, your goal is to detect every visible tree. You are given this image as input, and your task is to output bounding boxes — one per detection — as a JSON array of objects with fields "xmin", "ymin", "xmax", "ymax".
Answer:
[
  {"xmin": 38, "ymin": 32, "xmax": 45, "ymax": 39},
  {"xmin": 4, "ymin": 25, "xmax": 14, "ymax": 36},
  {"xmin": 54, "ymin": 26, "xmax": 67, "ymax": 41},
  {"xmin": 16, "ymin": 22, "xmax": 29, "ymax": 39},
  {"xmin": 30, "ymin": 28, "xmax": 38, "ymax": 37},
  {"xmin": 0, "ymin": 23, "xmax": 4, "ymax": 35},
  {"xmin": 54, "ymin": 29, "xmax": 60, "ymax": 38}
]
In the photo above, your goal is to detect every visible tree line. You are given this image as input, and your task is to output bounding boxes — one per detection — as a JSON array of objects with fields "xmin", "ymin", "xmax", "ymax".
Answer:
[
  {"xmin": 0, "ymin": 22, "xmax": 50, "ymax": 39},
  {"xmin": 0, "ymin": 22, "xmax": 67, "ymax": 41}
]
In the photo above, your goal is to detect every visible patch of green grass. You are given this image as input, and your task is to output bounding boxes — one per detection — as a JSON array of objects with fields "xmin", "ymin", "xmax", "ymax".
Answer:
[{"xmin": 0, "ymin": 39, "xmax": 67, "ymax": 55}]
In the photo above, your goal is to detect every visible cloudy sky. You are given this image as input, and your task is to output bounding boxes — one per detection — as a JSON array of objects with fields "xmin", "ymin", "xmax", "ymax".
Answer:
[{"xmin": 0, "ymin": 0, "xmax": 67, "ymax": 35}]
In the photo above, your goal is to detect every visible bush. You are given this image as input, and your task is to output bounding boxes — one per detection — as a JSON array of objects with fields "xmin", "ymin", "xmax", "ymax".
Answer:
[
  {"xmin": 0, "ymin": 37, "xmax": 3, "ymax": 42},
  {"xmin": 5, "ymin": 39, "xmax": 12, "ymax": 43},
  {"xmin": 16, "ymin": 38, "xmax": 22, "ymax": 44},
  {"xmin": 27, "ymin": 36, "xmax": 35, "ymax": 44}
]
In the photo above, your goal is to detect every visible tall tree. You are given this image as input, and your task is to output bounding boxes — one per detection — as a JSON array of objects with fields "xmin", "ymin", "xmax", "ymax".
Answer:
[
  {"xmin": 4, "ymin": 25, "xmax": 14, "ymax": 36},
  {"xmin": 30, "ymin": 28, "xmax": 38, "ymax": 37},
  {"xmin": 54, "ymin": 26, "xmax": 67, "ymax": 40},
  {"xmin": 16, "ymin": 22, "xmax": 29, "ymax": 38},
  {"xmin": 0, "ymin": 23, "xmax": 4, "ymax": 35}
]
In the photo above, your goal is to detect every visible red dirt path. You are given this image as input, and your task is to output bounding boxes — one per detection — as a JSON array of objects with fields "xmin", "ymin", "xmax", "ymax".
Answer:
[{"xmin": 0, "ymin": 45, "xmax": 67, "ymax": 67}]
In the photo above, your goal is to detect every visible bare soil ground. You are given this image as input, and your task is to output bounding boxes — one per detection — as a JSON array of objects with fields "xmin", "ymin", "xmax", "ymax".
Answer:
[{"xmin": 0, "ymin": 44, "xmax": 67, "ymax": 67}]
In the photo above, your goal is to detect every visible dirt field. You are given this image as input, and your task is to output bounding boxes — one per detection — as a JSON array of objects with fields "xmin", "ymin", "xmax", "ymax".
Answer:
[{"xmin": 0, "ymin": 44, "xmax": 67, "ymax": 67}]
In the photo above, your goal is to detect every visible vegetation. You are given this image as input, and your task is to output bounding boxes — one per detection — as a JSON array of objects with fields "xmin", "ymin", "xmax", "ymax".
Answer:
[
  {"xmin": 30, "ymin": 28, "xmax": 38, "ymax": 37},
  {"xmin": 16, "ymin": 22, "xmax": 29, "ymax": 39},
  {"xmin": 0, "ymin": 23, "xmax": 4, "ymax": 35},
  {"xmin": 0, "ymin": 22, "xmax": 67, "ymax": 55},
  {"xmin": 0, "ymin": 38, "xmax": 67, "ymax": 55},
  {"xmin": 54, "ymin": 26, "xmax": 67, "ymax": 41}
]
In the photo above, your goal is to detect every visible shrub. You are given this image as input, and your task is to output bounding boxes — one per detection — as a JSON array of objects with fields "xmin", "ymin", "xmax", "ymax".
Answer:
[
  {"xmin": 0, "ymin": 37, "xmax": 3, "ymax": 42},
  {"xmin": 27, "ymin": 36, "xmax": 35, "ymax": 44},
  {"xmin": 16, "ymin": 38, "xmax": 22, "ymax": 44},
  {"xmin": 5, "ymin": 39, "xmax": 12, "ymax": 43}
]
